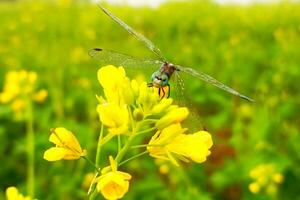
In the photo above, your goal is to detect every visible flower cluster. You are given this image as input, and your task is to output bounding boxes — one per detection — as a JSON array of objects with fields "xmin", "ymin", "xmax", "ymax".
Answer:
[
  {"xmin": 94, "ymin": 65, "xmax": 213, "ymax": 198},
  {"xmin": 44, "ymin": 65, "xmax": 213, "ymax": 200},
  {"xmin": 6, "ymin": 186, "xmax": 31, "ymax": 200},
  {"xmin": 96, "ymin": 65, "xmax": 213, "ymax": 164},
  {"xmin": 249, "ymin": 163, "xmax": 284, "ymax": 195},
  {"xmin": 0, "ymin": 70, "xmax": 47, "ymax": 117}
]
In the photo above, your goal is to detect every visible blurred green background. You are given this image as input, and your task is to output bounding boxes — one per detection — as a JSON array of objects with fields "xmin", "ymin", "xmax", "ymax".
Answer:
[{"xmin": 0, "ymin": 0, "xmax": 300, "ymax": 199}]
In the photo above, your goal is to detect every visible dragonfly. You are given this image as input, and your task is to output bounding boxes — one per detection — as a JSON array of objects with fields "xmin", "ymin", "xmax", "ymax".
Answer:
[{"xmin": 89, "ymin": 4, "xmax": 253, "ymax": 102}]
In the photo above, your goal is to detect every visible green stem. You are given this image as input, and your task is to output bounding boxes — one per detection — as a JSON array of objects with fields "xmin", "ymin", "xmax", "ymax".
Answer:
[
  {"xmin": 95, "ymin": 123, "xmax": 104, "ymax": 168},
  {"xmin": 141, "ymin": 118, "xmax": 158, "ymax": 124},
  {"xmin": 89, "ymin": 124, "xmax": 104, "ymax": 200},
  {"xmin": 87, "ymin": 171, "xmax": 99, "ymax": 195},
  {"xmin": 119, "ymin": 150, "xmax": 148, "ymax": 167},
  {"xmin": 118, "ymin": 135, "xmax": 121, "ymax": 153},
  {"xmin": 135, "ymin": 127, "xmax": 156, "ymax": 136},
  {"xmin": 88, "ymin": 172, "xmax": 99, "ymax": 200},
  {"xmin": 114, "ymin": 107, "xmax": 139, "ymax": 164},
  {"xmin": 131, "ymin": 144, "xmax": 149, "ymax": 149},
  {"xmin": 82, "ymin": 156, "xmax": 100, "ymax": 173},
  {"xmin": 115, "ymin": 136, "xmax": 135, "ymax": 164},
  {"xmin": 98, "ymin": 131, "xmax": 114, "ymax": 147},
  {"xmin": 130, "ymin": 143, "xmax": 162, "ymax": 149},
  {"xmin": 26, "ymin": 100, "xmax": 34, "ymax": 197}
]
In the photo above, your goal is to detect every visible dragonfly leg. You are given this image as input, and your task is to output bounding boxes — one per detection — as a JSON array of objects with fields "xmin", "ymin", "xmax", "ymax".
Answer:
[
  {"xmin": 147, "ymin": 82, "xmax": 153, "ymax": 87},
  {"xmin": 158, "ymin": 87, "xmax": 161, "ymax": 97},
  {"xmin": 161, "ymin": 87, "xmax": 166, "ymax": 99},
  {"xmin": 166, "ymin": 84, "xmax": 170, "ymax": 98}
]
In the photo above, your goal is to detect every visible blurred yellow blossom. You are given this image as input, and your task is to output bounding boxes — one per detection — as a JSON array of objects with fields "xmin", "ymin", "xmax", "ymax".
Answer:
[
  {"xmin": 249, "ymin": 163, "xmax": 284, "ymax": 195},
  {"xmin": 57, "ymin": 0, "xmax": 72, "ymax": 7},
  {"xmin": 44, "ymin": 128, "xmax": 86, "ymax": 161},
  {"xmin": 82, "ymin": 172, "xmax": 96, "ymax": 190},
  {"xmin": 272, "ymin": 173, "xmax": 284, "ymax": 184},
  {"xmin": 97, "ymin": 156, "xmax": 131, "ymax": 200},
  {"xmin": 70, "ymin": 46, "xmax": 89, "ymax": 63},
  {"xmin": 159, "ymin": 164, "xmax": 170, "ymax": 174},
  {"xmin": 0, "ymin": 70, "xmax": 47, "ymax": 115},
  {"xmin": 11, "ymin": 99, "xmax": 26, "ymax": 114},
  {"xmin": 84, "ymin": 29, "xmax": 96, "ymax": 40},
  {"xmin": 249, "ymin": 182, "xmax": 260, "ymax": 194},
  {"xmin": 33, "ymin": 89, "xmax": 48, "ymax": 103},
  {"xmin": 6, "ymin": 186, "xmax": 31, "ymax": 200}
]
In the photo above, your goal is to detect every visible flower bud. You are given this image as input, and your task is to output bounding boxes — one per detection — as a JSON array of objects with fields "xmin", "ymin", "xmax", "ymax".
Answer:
[{"xmin": 133, "ymin": 108, "xmax": 144, "ymax": 121}]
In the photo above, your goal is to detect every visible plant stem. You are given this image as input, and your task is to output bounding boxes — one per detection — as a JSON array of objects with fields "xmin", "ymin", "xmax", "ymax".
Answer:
[
  {"xmin": 118, "ymin": 135, "xmax": 121, "ymax": 153},
  {"xmin": 95, "ymin": 123, "xmax": 104, "ymax": 168},
  {"xmin": 89, "ymin": 124, "xmax": 104, "ymax": 200},
  {"xmin": 135, "ymin": 127, "xmax": 157, "ymax": 136},
  {"xmin": 26, "ymin": 100, "xmax": 34, "ymax": 197},
  {"xmin": 119, "ymin": 150, "xmax": 148, "ymax": 167},
  {"xmin": 82, "ymin": 156, "xmax": 100, "ymax": 173},
  {"xmin": 115, "ymin": 136, "xmax": 134, "ymax": 164}
]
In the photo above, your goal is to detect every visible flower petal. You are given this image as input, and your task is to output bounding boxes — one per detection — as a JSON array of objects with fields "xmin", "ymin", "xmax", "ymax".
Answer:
[{"xmin": 43, "ymin": 147, "xmax": 67, "ymax": 161}]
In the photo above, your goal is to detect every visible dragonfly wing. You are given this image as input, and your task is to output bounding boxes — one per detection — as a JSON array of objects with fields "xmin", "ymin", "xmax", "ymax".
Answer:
[
  {"xmin": 175, "ymin": 65, "xmax": 254, "ymax": 102},
  {"xmin": 89, "ymin": 48, "xmax": 163, "ymax": 68},
  {"xmin": 97, "ymin": 4, "xmax": 165, "ymax": 61}
]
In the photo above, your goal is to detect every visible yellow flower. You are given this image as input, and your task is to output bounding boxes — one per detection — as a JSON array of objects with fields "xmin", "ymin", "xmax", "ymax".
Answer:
[
  {"xmin": 155, "ymin": 106, "xmax": 189, "ymax": 130},
  {"xmin": 43, "ymin": 127, "xmax": 86, "ymax": 161},
  {"xmin": 11, "ymin": 99, "xmax": 26, "ymax": 113},
  {"xmin": 148, "ymin": 124, "xmax": 213, "ymax": 166},
  {"xmin": 33, "ymin": 89, "xmax": 48, "ymax": 103},
  {"xmin": 249, "ymin": 182, "xmax": 260, "ymax": 194},
  {"xmin": 70, "ymin": 46, "xmax": 89, "ymax": 63},
  {"xmin": 98, "ymin": 65, "xmax": 133, "ymax": 105},
  {"xmin": 0, "ymin": 70, "xmax": 47, "ymax": 114},
  {"xmin": 150, "ymin": 98, "xmax": 173, "ymax": 115},
  {"xmin": 97, "ymin": 156, "xmax": 131, "ymax": 200},
  {"xmin": 249, "ymin": 163, "xmax": 284, "ymax": 195},
  {"xmin": 168, "ymin": 131, "xmax": 213, "ymax": 163},
  {"xmin": 6, "ymin": 186, "xmax": 31, "ymax": 200},
  {"xmin": 272, "ymin": 173, "xmax": 284, "ymax": 184},
  {"xmin": 82, "ymin": 172, "xmax": 96, "ymax": 190},
  {"xmin": 137, "ymin": 82, "xmax": 159, "ymax": 112},
  {"xmin": 97, "ymin": 103, "xmax": 129, "ymax": 135}
]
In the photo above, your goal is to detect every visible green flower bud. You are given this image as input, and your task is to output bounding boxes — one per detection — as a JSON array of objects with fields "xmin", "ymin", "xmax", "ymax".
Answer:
[{"xmin": 133, "ymin": 108, "xmax": 144, "ymax": 121}]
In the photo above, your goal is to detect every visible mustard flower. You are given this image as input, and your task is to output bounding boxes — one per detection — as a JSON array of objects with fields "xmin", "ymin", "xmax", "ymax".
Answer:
[
  {"xmin": 248, "ymin": 163, "xmax": 284, "ymax": 195},
  {"xmin": 6, "ymin": 186, "xmax": 31, "ymax": 200},
  {"xmin": 43, "ymin": 127, "xmax": 86, "ymax": 161},
  {"xmin": 32, "ymin": 89, "xmax": 48, "ymax": 103},
  {"xmin": 155, "ymin": 106, "xmax": 189, "ymax": 130},
  {"xmin": 97, "ymin": 103, "xmax": 129, "ymax": 135},
  {"xmin": 97, "ymin": 65, "xmax": 133, "ymax": 105},
  {"xmin": 97, "ymin": 156, "xmax": 131, "ymax": 200},
  {"xmin": 0, "ymin": 70, "xmax": 47, "ymax": 115},
  {"xmin": 147, "ymin": 124, "xmax": 213, "ymax": 166}
]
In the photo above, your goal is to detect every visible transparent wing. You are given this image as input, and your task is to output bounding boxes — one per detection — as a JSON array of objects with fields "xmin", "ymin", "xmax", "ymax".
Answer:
[
  {"xmin": 175, "ymin": 65, "xmax": 254, "ymax": 102},
  {"xmin": 97, "ymin": 4, "xmax": 166, "ymax": 61},
  {"xmin": 173, "ymin": 72, "xmax": 205, "ymax": 131},
  {"xmin": 89, "ymin": 48, "xmax": 163, "ymax": 68},
  {"xmin": 173, "ymin": 72, "xmax": 186, "ymax": 104}
]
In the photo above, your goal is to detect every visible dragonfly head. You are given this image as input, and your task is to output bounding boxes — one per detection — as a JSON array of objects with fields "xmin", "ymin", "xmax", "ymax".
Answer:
[{"xmin": 151, "ymin": 71, "xmax": 169, "ymax": 87}]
